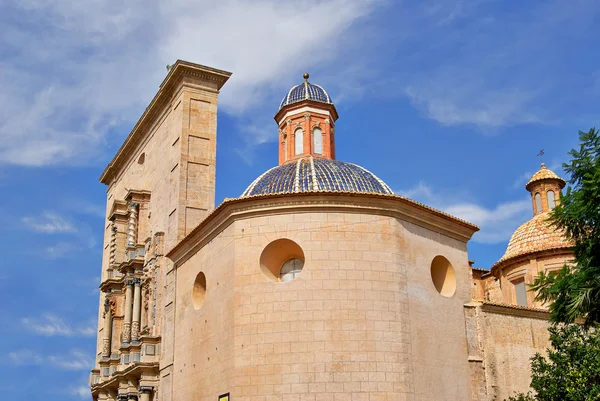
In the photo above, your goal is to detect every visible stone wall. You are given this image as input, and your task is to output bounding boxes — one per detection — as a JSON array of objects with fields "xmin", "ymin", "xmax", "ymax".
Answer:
[
  {"xmin": 171, "ymin": 202, "xmax": 476, "ymax": 401},
  {"xmin": 465, "ymin": 303, "xmax": 551, "ymax": 401}
]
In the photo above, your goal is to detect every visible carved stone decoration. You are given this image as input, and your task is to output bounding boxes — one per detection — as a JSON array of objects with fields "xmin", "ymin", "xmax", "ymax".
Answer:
[
  {"xmin": 109, "ymin": 298, "xmax": 117, "ymax": 317},
  {"xmin": 142, "ymin": 281, "xmax": 151, "ymax": 329},
  {"xmin": 131, "ymin": 321, "xmax": 140, "ymax": 341},
  {"xmin": 127, "ymin": 202, "xmax": 139, "ymax": 248},
  {"xmin": 109, "ymin": 223, "xmax": 117, "ymax": 266},
  {"xmin": 101, "ymin": 338, "xmax": 111, "ymax": 357},
  {"xmin": 122, "ymin": 322, "xmax": 131, "ymax": 344}
]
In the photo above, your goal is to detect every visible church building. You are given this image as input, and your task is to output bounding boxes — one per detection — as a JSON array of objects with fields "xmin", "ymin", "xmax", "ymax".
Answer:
[{"xmin": 90, "ymin": 60, "xmax": 573, "ymax": 401}]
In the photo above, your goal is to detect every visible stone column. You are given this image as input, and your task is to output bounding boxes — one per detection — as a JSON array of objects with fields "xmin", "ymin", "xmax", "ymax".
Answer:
[
  {"xmin": 109, "ymin": 222, "xmax": 117, "ymax": 266},
  {"xmin": 139, "ymin": 387, "xmax": 153, "ymax": 401},
  {"xmin": 127, "ymin": 202, "xmax": 139, "ymax": 248},
  {"xmin": 102, "ymin": 298, "xmax": 113, "ymax": 358},
  {"xmin": 131, "ymin": 278, "xmax": 142, "ymax": 342},
  {"xmin": 122, "ymin": 279, "xmax": 134, "ymax": 344}
]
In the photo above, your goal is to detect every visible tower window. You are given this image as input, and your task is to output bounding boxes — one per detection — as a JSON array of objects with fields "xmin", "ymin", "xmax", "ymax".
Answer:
[
  {"xmin": 513, "ymin": 279, "xmax": 528, "ymax": 307},
  {"xmin": 535, "ymin": 193, "xmax": 543, "ymax": 214},
  {"xmin": 547, "ymin": 190, "xmax": 556, "ymax": 210},
  {"xmin": 294, "ymin": 128, "xmax": 303, "ymax": 155},
  {"xmin": 313, "ymin": 127, "xmax": 323, "ymax": 154}
]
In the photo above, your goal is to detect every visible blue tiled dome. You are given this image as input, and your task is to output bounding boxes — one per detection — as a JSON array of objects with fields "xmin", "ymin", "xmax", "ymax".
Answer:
[
  {"xmin": 241, "ymin": 157, "xmax": 393, "ymax": 197},
  {"xmin": 279, "ymin": 77, "xmax": 333, "ymax": 109}
]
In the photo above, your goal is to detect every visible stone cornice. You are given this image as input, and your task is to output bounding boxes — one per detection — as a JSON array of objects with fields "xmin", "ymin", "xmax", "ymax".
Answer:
[
  {"xmin": 274, "ymin": 99, "xmax": 338, "ymax": 124},
  {"xmin": 99, "ymin": 60, "xmax": 231, "ymax": 186},
  {"xmin": 116, "ymin": 258, "xmax": 144, "ymax": 275},
  {"xmin": 99, "ymin": 277, "xmax": 125, "ymax": 293},
  {"xmin": 490, "ymin": 247, "xmax": 573, "ymax": 278},
  {"xmin": 479, "ymin": 301, "xmax": 550, "ymax": 320},
  {"xmin": 125, "ymin": 189, "xmax": 152, "ymax": 204},
  {"xmin": 167, "ymin": 192, "xmax": 480, "ymax": 266},
  {"xmin": 91, "ymin": 362, "xmax": 159, "ymax": 395},
  {"xmin": 109, "ymin": 200, "xmax": 128, "ymax": 221}
]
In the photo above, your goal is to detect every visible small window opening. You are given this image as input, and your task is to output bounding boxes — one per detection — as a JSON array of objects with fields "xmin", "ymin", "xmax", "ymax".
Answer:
[
  {"xmin": 313, "ymin": 127, "xmax": 323, "ymax": 154},
  {"xmin": 137, "ymin": 152, "xmax": 146, "ymax": 165},
  {"xmin": 280, "ymin": 258, "xmax": 304, "ymax": 282},
  {"xmin": 514, "ymin": 280, "xmax": 528, "ymax": 307},
  {"xmin": 535, "ymin": 193, "xmax": 543, "ymax": 214},
  {"xmin": 547, "ymin": 190, "xmax": 556, "ymax": 210},
  {"xmin": 294, "ymin": 128, "xmax": 303, "ymax": 155}
]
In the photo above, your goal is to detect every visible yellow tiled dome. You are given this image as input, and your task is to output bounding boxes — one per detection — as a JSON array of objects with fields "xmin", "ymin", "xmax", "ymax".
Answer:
[
  {"xmin": 493, "ymin": 212, "xmax": 572, "ymax": 269},
  {"xmin": 525, "ymin": 163, "xmax": 566, "ymax": 191}
]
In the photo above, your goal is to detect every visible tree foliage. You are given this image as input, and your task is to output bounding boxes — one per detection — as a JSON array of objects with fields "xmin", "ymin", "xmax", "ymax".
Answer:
[
  {"xmin": 507, "ymin": 324, "xmax": 600, "ymax": 401},
  {"xmin": 531, "ymin": 128, "xmax": 600, "ymax": 325}
]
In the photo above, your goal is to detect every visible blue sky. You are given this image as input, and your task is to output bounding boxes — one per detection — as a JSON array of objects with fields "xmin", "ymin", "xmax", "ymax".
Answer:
[{"xmin": 0, "ymin": 0, "xmax": 598, "ymax": 399}]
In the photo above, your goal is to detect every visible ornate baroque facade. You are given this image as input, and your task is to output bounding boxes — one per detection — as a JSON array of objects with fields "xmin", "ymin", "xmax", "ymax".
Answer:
[{"xmin": 90, "ymin": 60, "xmax": 573, "ymax": 401}]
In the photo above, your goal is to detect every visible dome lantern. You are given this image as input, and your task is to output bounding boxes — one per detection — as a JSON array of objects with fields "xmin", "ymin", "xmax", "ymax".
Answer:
[
  {"xmin": 274, "ymin": 73, "xmax": 338, "ymax": 166},
  {"xmin": 525, "ymin": 163, "xmax": 566, "ymax": 215}
]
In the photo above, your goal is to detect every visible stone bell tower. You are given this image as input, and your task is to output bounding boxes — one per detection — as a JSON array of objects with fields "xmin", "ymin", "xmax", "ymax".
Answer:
[{"xmin": 90, "ymin": 60, "xmax": 231, "ymax": 401}]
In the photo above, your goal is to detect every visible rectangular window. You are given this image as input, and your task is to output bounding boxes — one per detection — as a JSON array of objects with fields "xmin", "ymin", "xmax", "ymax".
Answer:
[{"xmin": 514, "ymin": 280, "xmax": 528, "ymax": 306}]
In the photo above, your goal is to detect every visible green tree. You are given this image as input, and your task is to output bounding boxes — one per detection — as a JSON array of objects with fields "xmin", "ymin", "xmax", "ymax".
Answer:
[
  {"xmin": 531, "ymin": 128, "xmax": 600, "ymax": 325},
  {"xmin": 507, "ymin": 324, "xmax": 600, "ymax": 401}
]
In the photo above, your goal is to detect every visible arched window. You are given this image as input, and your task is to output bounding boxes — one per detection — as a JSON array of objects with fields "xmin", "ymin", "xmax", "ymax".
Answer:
[
  {"xmin": 313, "ymin": 127, "xmax": 323, "ymax": 154},
  {"xmin": 280, "ymin": 258, "xmax": 304, "ymax": 282},
  {"xmin": 294, "ymin": 128, "xmax": 303, "ymax": 155},
  {"xmin": 547, "ymin": 190, "xmax": 556, "ymax": 210},
  {"xmin": 535, "ymin": 193, "xmax": 543, "ymax": 214}
]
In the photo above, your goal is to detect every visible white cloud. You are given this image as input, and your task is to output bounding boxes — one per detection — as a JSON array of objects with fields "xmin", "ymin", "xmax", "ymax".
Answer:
[
  {"xmin": 404, "ymin": 84, "xmax": 540, "ymax": 129},
  {"xmin": 397, "ymin": 181, "xmax": 531, "ymax": 244},
  {"xmin": 444, "ymin": 200, "xmax": 531, "ymax": 243},
  {"xmin": 22, "ymin": 211, "xmax": 77, "ymax": 234},
  {"xmin": 7, "ymin": 348, "xmax": 93, "ymax": 371},
  {"xmin": 68, "ymin": 385, "xmax": 91, "ymax": 399},
  {"xmin": 8, "ymin": 349, "xmax": 44, "ymax": 366},
  {"xmin": 48, "ymin": 349, "xmax": 94, "ymax": 371},
  {"xmin": 0, "ymin": 0, "xmax": 383, "ymax": 166},
  {"xmin": 21, "ymin": 314, "xmax": 96, "ymax": 337}
]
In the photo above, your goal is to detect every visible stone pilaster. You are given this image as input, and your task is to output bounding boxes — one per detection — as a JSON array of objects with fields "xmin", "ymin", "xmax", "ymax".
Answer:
[
  {"xmin": 127, "ymin": 202, "xmax": 139, "ymax": 248},
  {"xmin": 102, "ymin": 297, "xmax": 113, "ymax": 358},
  {"xmin": 122, "ymin": 279, "xmax": 134, "ymax": 344},
  {"xmin": 131, "ymin": 278, "xmax": 142, "ymax": 342}
]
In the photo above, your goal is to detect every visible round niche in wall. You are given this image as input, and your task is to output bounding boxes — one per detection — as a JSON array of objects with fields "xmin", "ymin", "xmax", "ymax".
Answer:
[
  {"xmin": 192, "ymin": 272, "xmax": 207, "ymax": 309},
  {"xmin": 260, "ymin": 239, "xmax": 305, "ymax": 282},
  {"xmin": 430, "ymin": 255, "xmax": 456, "ymax": 297}
]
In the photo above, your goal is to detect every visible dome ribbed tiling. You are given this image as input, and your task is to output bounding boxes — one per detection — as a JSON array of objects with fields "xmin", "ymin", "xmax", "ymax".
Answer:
[
  {"xmin": 279, "ymin": 81, "xmax": 333, "ymax": 109},
  {"xmin": 241, "ymin": 157, "xmax": 393, "ymax": 197},
  {"xmin": 494, "ymin": 212, "xmax": 573, "ymax": 268}
]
